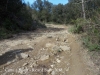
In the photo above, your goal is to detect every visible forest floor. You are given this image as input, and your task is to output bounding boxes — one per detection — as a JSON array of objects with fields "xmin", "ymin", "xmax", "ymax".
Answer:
[{"xmin": 0, "ymin": 24, "xmax": 99, "ymax": 75}]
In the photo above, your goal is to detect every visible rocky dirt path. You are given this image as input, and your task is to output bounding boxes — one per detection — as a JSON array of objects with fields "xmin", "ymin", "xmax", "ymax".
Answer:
[{"xmin": 0, "ymin": 24, "xmax": 96, "ymax": 75}]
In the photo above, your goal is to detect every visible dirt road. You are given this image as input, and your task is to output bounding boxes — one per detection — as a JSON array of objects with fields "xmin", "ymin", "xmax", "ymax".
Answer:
[{"xmin": 0, "ymin": 24, "xmax": 96, "ymax": 75}]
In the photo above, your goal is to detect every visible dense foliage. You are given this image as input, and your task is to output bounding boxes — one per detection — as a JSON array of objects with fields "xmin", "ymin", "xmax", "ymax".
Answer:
[
  {"xmin": 31, "ymin": 0, "xmax": 83, "ymax": 24},
  {"xmin": 0, "ymin": 0, "xmax": 45, "ymax": 39},
  {"xmin": 67, "ymin": 0, "xmax": 100, "ymax": 51}
]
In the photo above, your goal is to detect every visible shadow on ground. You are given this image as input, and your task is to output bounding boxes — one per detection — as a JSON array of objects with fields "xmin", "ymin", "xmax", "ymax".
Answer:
[
  {"xmin": 35, "ymin": 27, "xmax": 65, "ymax": 33},
  {"xmin": 0, "ymin": 48, "xmax": 33, "ymax": 66},
  {"xmin": 7, "ymin": 27, "xmax": 65, "ymax": 40}
]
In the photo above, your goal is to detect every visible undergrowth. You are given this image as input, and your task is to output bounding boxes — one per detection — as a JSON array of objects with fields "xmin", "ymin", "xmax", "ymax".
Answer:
[{"xmin": 70, "ymin": 18, "xmax": 100, "ymax": 51}]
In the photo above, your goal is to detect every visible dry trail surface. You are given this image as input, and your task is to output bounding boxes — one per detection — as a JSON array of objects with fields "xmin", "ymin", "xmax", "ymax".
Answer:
[{"xmin": 0, "ymin": 24, "xmax": 96, "ymax": 75}]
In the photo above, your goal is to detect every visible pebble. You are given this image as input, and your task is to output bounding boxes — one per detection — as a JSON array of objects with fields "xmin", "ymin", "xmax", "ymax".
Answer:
[{"xmin": 23, "ymin": 63, "xmax": 28, "ymax": 66}]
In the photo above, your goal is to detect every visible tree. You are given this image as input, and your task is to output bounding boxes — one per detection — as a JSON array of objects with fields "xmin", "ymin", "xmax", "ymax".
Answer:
[
  {"xmin": 32, "ymin": 0, "xmax": 52, "ymax": 22},
  {"xmin": 82, "ymin": 0, "xmax": 86, "ymax": 19},
  {"xmin": 51, "ymin": 4, "xmax": 64, "ymax": 23}
]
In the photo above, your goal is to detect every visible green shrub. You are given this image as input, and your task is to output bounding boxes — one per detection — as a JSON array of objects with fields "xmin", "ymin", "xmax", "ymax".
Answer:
[
  {"xmin": 70, "ymin": 24, "xmax": 83, "ymax": 33},
  {"xmin": 88, "ymin": 43, "xmax": 100, "ymax": 51},
  {"xmin": 0, "ymin": 28, "xmax": 9, "ymax": 39},
  {"xmin": 2, "ymin": 19, "xmax": 14, "ymax": 31},
  {"xmin": 70, "ymin": 18, "xmax": 87, "ymax": 33},
  {"xmin": 83, "ymin": 36, "xmax": 100, "ymax": 51}
]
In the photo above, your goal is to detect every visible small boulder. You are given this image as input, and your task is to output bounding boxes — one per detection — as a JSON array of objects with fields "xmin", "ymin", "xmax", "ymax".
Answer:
[
  {"xmin": 56, "ymin": 59, "xmax": 61, "ymax": 63},
  {"xmin": 47, "ymin": 68, "xmax": 53, "ymax": 74},
  {"xmin": 46, "ymin": 43, "xmax": 52, "ymax": 48},
  {"xmin": 50, "ymin": 65, "xmax": 54, "ymax": 68},
  {"xmin": 47, "ymin": 36, "xmax": 53, "ymax": 38},
  {"xmin": 18, "ymin": 68, "xmax": 24, "ymax": 74},
  {"xmin": 51, "ymin": 46, "xmax": 62, "ymax": 55},
  {"xmin": 51, "ymin": 71, "xmax": 56, "ymax": 75},
  {"xmin": 20, "ymin": 53, "xmax": 29, "ymax": 59},
  {"xmin": 0, "ymin": 54, "xmax": 3, "ymax": 56},
  {"xmin": 40, "ymin": 55, "xmax": 50, "ymax": 61},
  {"xmin": 60, "ymin": 46, "xmax": 70, "ymax": 51}
]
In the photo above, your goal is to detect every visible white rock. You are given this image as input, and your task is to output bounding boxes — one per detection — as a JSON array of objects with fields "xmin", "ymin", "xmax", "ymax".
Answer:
[
  {"xmin": 20, "ymin": 53, "xmax": 29, "ymax": 59},
  {"xmin": 0, "ymin": 54, "xmax": 3, "ymax": 56},
  {"xmin": 56, "ymin": 37, "xmax": 59, "ymax": 41},
  {"xmin": 64, "ymin": 39, "xmax": 68, "ymax": 43},
  {"xmin": 23, "ymin": 63, "xmax": 28, "ymax": 66},
  {"xmin": 47, "ymin": 68, "xmax": 52, "ymax": 74},
  {"xmin": 50, "ymin": 65, "xmax": 54, "ymax": 68},
  {"xmin": 56, "ymin": 59, "xmax": 61, "ymax": 63},
  {"xmin": 52, "ymin": 46, "xmax": 62, "ymax": 53},
  {"xmin": 51, "ymin": 71, "xmax": 55, "ymax": 75},
  {"xmin": 18, "ymin": 68, "xmax": 24, "ymax": 74},
  {"xmin": 46, "ymin": 43, "xmax": 52, "ymax": 48},
  {"xmin": 7, "ymin": 61, "xmax": 11, "ymax": 65},
  {"xmin": 30, "ymin": 62, "xmax": 37, "ymax": 67},
  {"xmin": 18, "ymin": 67, "xmax": 29, "ymax": 74},
  {"xmin": 40, "ymin": 55, "xmax": 49, "ymax": 61},
  {"xmin": 60, "ymin": 46, "xmax": 70, "ymax": 51},
  {"xmin": 42, "ymin": 48, "xmax": 45, "ymax": 50},
  {"xmin": 47, "ymin": 36, "xmax": 53, "ymax": 38},
  {"xmin": 66, "ymin": 31, "xmax": 69, "ymax": 34}
]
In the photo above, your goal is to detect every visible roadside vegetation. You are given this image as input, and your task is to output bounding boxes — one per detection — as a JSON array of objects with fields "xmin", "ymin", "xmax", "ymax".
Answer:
[
  {"xmin": 70, "ymin": 18, "xmax": 100, "ymax": 51},
  {"xmin": 68, "ymin": 0, "xmax": 100, "ymax": 51}
]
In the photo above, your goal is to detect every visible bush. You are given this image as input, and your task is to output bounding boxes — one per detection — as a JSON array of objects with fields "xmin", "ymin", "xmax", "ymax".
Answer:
[
  {"xmin": 73, "ymin": 25, "xmax": 83, "ymax": 33},
  {"xmin": 0, "ymin": 28, "xmax": 12, "ymax": 39},
  {"xmin": 70, "ymin": 18, "xmax": 85, "ymax": 33},
  {"xmin": 83, "ymin": 36, "xmax": 100, "ymax": 51},
  {"xmin": 2, "ymin": 19, "xmax": 14, "ymax": 31}
]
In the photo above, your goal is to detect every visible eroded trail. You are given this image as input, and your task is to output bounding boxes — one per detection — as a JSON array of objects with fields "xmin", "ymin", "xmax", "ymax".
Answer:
[{"xmin": 0, "ymin": 24, "xmax": 94, "ymax": 75}]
